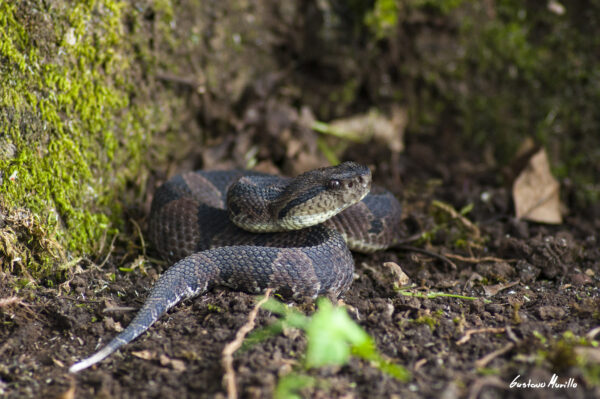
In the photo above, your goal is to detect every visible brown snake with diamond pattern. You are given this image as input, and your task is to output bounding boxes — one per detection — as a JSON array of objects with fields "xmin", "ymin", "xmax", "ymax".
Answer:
[{"xmin": 69, "ymin": 162, "xmax": 402, "ymax": 372}]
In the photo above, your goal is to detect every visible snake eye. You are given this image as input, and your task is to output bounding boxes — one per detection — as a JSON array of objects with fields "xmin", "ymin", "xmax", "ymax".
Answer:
[{"xmin": 328, "ymin": 179, "xmax": 341, "ymax": 189}]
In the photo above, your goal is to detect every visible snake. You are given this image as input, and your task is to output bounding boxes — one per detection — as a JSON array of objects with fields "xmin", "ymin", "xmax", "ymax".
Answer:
[{"xmin": 69, "ymin": 161, "xmax": 402, "ymax": 373}]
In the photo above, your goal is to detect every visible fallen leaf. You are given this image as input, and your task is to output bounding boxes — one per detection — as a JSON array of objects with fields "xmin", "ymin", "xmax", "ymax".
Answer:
[
  {"xmin": 383, "ymin": 262, "xmax": 411, "ymax": 286},
  {"xmin": 483, "ymin": 280, "xmax": 519, "ymax": 296},
  {"xmin": 160, "ymin": 354, "xmax": 187, "ymax": 371},
  {"xmin": 548, "ymin": 1, "xmax": 566, "ymax": 15},
  {"xmin": 131, "ymin": 350, "xmax": 154, "ymax": 360},
  {"xmin": 513, "ymin": 148, "xmax": 562, "ymax": 224},
  {"xmin": 311, "ymin": 107, "xmax": 406, "ymax": 153}
]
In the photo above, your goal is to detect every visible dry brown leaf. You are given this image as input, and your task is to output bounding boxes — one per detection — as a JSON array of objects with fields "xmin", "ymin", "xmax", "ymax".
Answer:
[
  {"xmin": 312, "ymin": 107, "xmax": 406, "ymax": 152},
  {"xmin": 159, "ymin": 354, "xmax": 187, "ymax": 371},
  {"xmin": 513, "ymin": 148, "xmax": 562, "ymax": 224},
  {"xmin": 131, "ymin": 350, "xmax": 154, "ymax": 360},
  {"xmin": 483, "ymin": 280, "xmax": 519, "ymax": 297},
  {"xmin": 383, "ymin": 262, "xmax": 411, "ymax": 286}
]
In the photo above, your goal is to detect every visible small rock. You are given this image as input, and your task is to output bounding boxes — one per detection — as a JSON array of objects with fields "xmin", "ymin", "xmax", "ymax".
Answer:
[
  {"xmin": 570, "ymin": 273, "xmax": 593, "ymax": 285},
  {"xmin": 485, "ymin": 303, "xmax": 504, "ymax": 314},
  {"xmin": 516, "ymin": 260, "xmax": 540, "ymax": 284},
  {"xmin": 509, "ymin": 218, "xmax": 529, "ymax": 238},
  {"xmin": 384, "ymin": 261, "xmax": 411, "ymax": 286},
  {"xmin": 470, "ymin": 299, "xmax": 484, "ymax": 314},
  {"xmin": 476, "ymin": 262, "xmax": 515, "ymax": 280},
  {"xmin": 494, "ymin": 262, "xmax": 516, "ymax": 279},
  {"xmin": 537, "ymin": 306, "xmax": 566, "ymax": 320}
]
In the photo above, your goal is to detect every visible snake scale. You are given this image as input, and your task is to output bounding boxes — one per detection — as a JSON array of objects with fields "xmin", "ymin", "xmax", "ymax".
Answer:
[{"xmin": 69, "ymin": 162, "xmax": 402, "ymax": 373}]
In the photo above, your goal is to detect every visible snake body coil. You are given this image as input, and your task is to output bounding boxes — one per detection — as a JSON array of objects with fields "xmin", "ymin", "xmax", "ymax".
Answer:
[{"xmin": 69, "ymin": 162, "xmax": 402, "ymax": 373}]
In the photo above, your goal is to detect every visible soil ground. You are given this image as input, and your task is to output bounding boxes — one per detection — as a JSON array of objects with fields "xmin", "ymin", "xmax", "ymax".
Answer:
[{"xmin": 1, "ymin": 131, "xmax": 599, "ymax": 399}]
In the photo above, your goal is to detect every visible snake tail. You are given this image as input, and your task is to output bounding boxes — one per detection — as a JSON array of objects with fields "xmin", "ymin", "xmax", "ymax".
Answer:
[{"xmin": 69, "ymin": 234, "xmax": 352, "ymax": 373}]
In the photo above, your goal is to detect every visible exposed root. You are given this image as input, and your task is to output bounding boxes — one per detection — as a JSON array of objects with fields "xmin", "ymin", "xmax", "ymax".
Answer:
[
  {"xmin": 457, "ymin": 327, "xmax": 506, "ymax": 345},
  {"xmin": 395, "ymin": 245, "xmax": 458, "ymax": 270},
  {"xmin": 475, "ymin": 342, "xmax": 515, "ymax": 368},
  {"xmin": 222, "ymin": 289, "xmax": 272, "ymax": 399},
  {"xmin": 444, "ymin": 253, "xmax": 517, "ymax": 264}
]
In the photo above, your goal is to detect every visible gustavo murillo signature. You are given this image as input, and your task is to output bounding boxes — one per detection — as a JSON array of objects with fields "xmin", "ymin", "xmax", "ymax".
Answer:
[{"xmin": 510, "ymin": 374, "xmax": 578, "ymax": 389}]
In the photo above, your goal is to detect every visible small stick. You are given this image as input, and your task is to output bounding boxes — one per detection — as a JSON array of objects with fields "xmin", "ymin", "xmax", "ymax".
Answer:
[
  {"xmin": 102, "ymin": 306, "xmax": 137, "ymax": 313},
  {"xmin": 457, "ymin": 327, "xmax": 506, "ymax": 345},
  {"xmin": 222, "ymin": 289, "xmax": 272, "ymax": 399},
  {"xmin": 444, "ymin": 253, "xmax": 517, "ymax": 264},
  {"xmin": 475, "ymin": 342, "xmax": 515, "ymax": 368},
  {"xmin": 395, "ymin": 245, "xmax": 458, "ymax": 270},
  {"xmin": 98, "ymin": 234, "xmax": 118, "ymax": 268},
  {"xmin": 155, "ymin": 71, "xmax": 202, "ymax": 90},
  {"xmin": 130, "ymin": 218, "xmax": 147, "ymax": 258},
  {"xmin": 431, "ymin": 200, "xmax": 481, "ymax": 238}
]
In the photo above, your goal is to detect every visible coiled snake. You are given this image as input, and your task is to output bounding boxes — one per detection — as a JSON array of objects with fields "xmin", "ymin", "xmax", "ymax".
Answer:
[{"xmin": 69, "ymin": 162, "xmax": 402, "ymax": 373}]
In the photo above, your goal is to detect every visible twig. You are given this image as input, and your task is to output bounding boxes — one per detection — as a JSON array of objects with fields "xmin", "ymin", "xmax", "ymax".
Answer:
[
  {"xmin": 467, "ymin": 376, "xmax": 506, "ymax": 399},
  {"xmin": 395, "ymin": 245, "xmax": 458, "ymax": 270},
  {"xmin": 431, "ymin": 200, "xmax": 481, "ymax": 239},
  {"xmin": 457, "ymin": 327, "xmax": 506, "ymax": 345},
  {"xmin": 393, "ymin": 233, "xmax": 425, "ymax": 245},
  {"xmin": 443, "ymin": 253, "xmax": 517, "ymax": 264},
  {"xmin": 414, "ymin": 358, "xmax": 427, "ymax": 371},
  {"xmin": 222, "ymin": 289, "xmax": 272, "ymax": 399},
  {"xmin": 505, "ymin": 326, "xmax": 520, "ymax": 343},
  {"xmin": 155, "ymin": 71, "xmax": 203, "ymax": 92},
  {"xmin": 475, "ymin": 342, "xmax": 515, "ymax": 368},
  {"xmin": 130, "ymin": 218, "xmax": 147, "ymax": 258},
  {"xmin": 102, "ymin": 306, "xmax": 137, "ymax": 313},
  {"xmin": 99, "ymin": 233, "xmax": 118, "ymax": 268}
]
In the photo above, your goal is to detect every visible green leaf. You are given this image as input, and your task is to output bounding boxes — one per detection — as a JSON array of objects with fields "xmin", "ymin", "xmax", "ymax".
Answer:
[
  {"xmin": 260, "ymin": 298, "xmax": 309, "ymax": 329},
  {"xmin": 305, "ymin": 298, "xmax": 370, "ymax": 368},
  {"xmin": 274, "ymin": 374, "xmax": 315, "ymax": 399}
]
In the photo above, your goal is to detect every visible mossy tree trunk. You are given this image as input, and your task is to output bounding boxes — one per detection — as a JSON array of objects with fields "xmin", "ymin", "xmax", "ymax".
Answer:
[{"xmin": 0, "ymin": 0, "xmax": 276, "ymax": 283}]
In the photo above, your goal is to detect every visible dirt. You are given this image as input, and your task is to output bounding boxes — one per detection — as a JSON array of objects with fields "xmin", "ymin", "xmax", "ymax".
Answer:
[
  {"xmin": 2, "ymin": 4, "xmax": 600, "ymax": 396},
  {"xmin": 1, "ymin": 129, "xmax": 599, "ymax": 399}
]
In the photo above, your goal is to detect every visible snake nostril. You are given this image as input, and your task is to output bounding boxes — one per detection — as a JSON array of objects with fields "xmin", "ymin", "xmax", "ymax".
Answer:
[{"xmin": 348, "ymin": 182, "xmax": 354, "ymax": 188}]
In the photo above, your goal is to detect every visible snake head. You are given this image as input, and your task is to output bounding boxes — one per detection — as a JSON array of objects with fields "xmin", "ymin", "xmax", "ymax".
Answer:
[{"xmin": 273, "ymin": 162, "xmax": 372, "ymax": 230}]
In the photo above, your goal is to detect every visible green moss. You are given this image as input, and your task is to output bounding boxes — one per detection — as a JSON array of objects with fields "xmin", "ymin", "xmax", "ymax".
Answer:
[
  {"xmin": 537, "ymin": 331, "xmax": 600, "ymax": 386},
  {"xmin": 365, "ymin": 0, "xmax": 399, "ymax": 39},
  {"xmin": 410, "ymin": 310, "xmax": 442, "ymax": 331},
  {"xmin": 329, "ymin": 0, "xmax": 600, "ymax": 202},
  {"xmin": 0, "ymin": 0, "xmax": 159, "ymax": 280},
  {"xmin": 207, "ymin": 304, "xmax": 224, "ymax": 313}
]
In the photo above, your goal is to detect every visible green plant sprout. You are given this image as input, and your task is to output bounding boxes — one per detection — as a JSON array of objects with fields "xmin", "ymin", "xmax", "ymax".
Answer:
[
  {"xmin": 247, "ymin": 297, "xmax": 410, "ymax": 398},
  {"xmin": 398, "ymin": 288, "xmax": 491, "ymax": 303}
]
